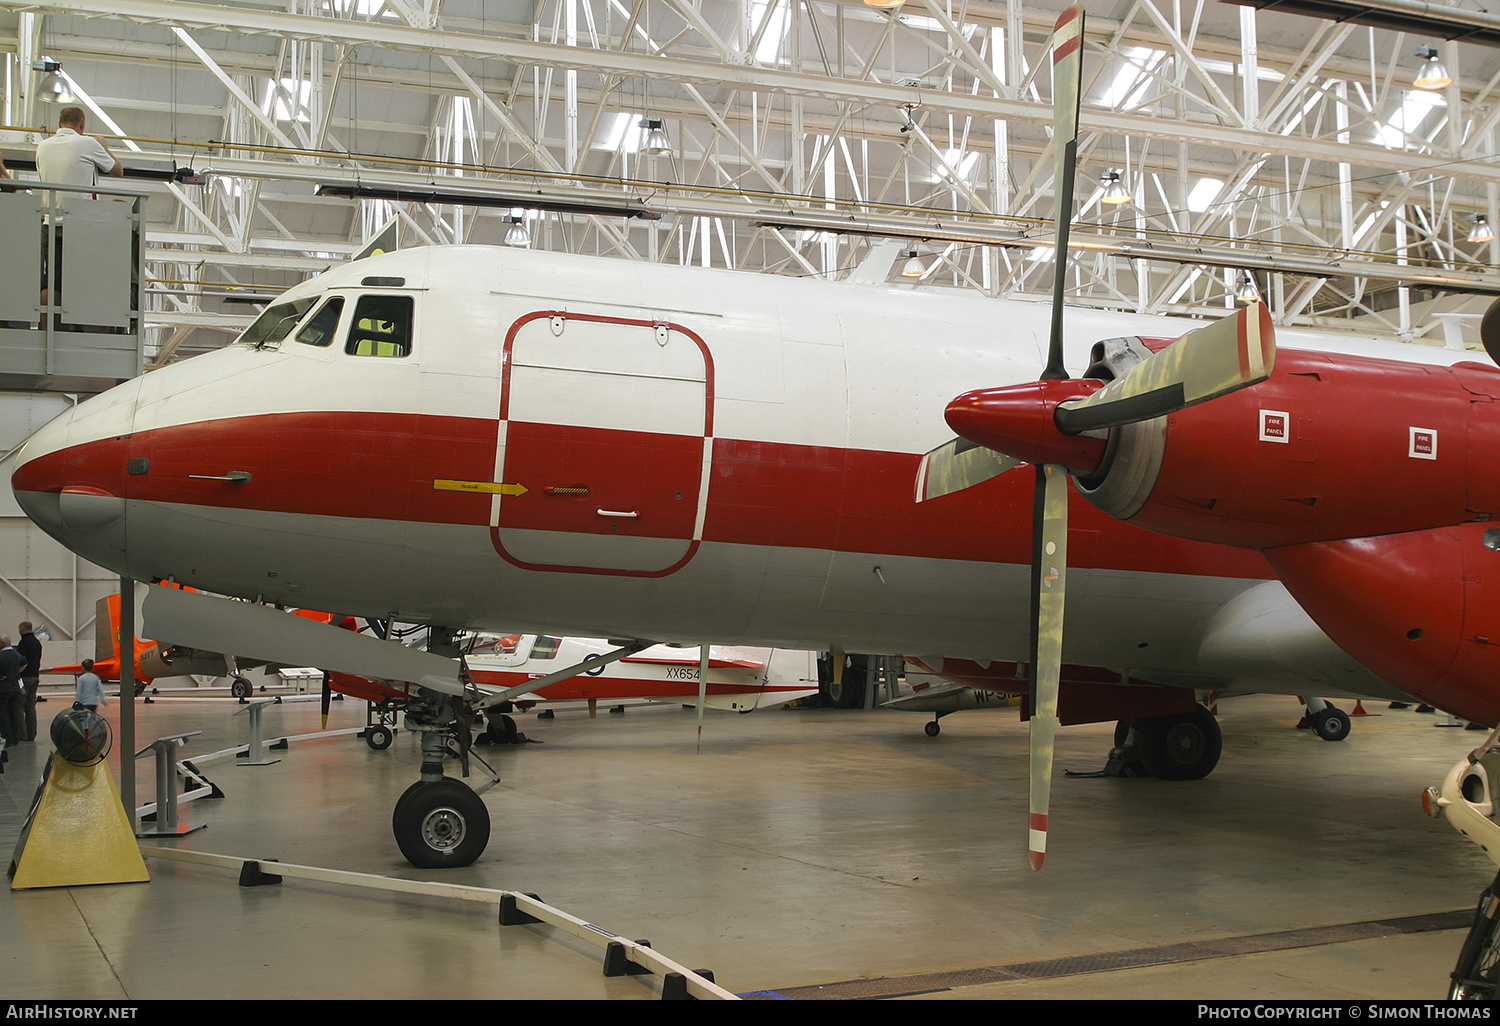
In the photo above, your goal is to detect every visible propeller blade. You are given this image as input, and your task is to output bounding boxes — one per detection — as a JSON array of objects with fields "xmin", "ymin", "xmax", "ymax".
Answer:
[
  {"xmin": 915, "ymin": 436, "xmax": 1022, "ymax": 502},
  {"xmin": 1028, "ymin": 463, "xmax": 1068, "ymax": 871},
  {"xmin": 1043, "ymin": 5, "xmax": 1085, "ymax": 381},
  {"xmin": 1054, "ymin": 302, "xmax": 1276, "ymax": 435},
  {"xmin": 320, "ymin": 670, "xmax": 331, "ymax": 729}
]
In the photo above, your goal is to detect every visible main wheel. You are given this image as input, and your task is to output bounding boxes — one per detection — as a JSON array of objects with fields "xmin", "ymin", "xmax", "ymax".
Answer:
[
  {"xmin": 486, "ymin": 714, "xmax": 518, "ymax": 744},
  {"xmin": 230, "ymin": 677, "xmax": 253, "ymax": 699},
  {"xmin": 1136, "ymin": 705, "xmax": 1222, "ymax": 781},
  {"xmin": 924, "ymin": 720, "xmax": 941, "ymax": 737},
  {"xmin": 365, "ymin": 724, "xmax": 393, "ymax": 750},
  {"xmin": 392, "ymin": 778, "xmax": 490, "ymax": 869},
  {"xmin": 1311, "ymin": 706, "xmax": 1351, "ymax": 742},
  {"xmin": 1452, "ymin": 875, "xmax": 1500, "ymax": 999},
  {"xmin": 819, "ymin": 653, "xmax": 868, "ymax": 709}
]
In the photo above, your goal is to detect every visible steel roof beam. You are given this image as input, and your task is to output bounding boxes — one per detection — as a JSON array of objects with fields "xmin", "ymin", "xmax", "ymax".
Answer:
[{"xmin": 12, "ymin": 0, "xmax": 1500, "ymax": 186}]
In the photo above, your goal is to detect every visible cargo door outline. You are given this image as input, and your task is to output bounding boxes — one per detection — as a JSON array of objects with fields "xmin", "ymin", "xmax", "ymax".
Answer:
[{"xmin": 493, "ymin": 310, "xmax": 713, "ymax": 576}]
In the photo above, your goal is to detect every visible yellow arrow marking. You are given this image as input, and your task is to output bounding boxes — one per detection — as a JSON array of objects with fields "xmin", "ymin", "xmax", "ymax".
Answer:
[{"xmin": 433, "ymin": 479, "xmax": 529, "ymax": 496}]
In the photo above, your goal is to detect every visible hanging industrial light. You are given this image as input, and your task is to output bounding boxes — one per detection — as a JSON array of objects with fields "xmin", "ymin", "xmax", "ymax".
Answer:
[
  {"xmin": 1468, "ymin": 213, "xmax": 1496, "ymax": 244},
  {"xmin": 639, "ymin": 117, "xmax": 673, "ymax": 157},
  {"xmin": 1100, "ymin": 169, "xmax": 1131, "ymax": 205},
  {"xmin": 863, "ymin": 0, "xmax": 906, "ymax": 8},
  {"xmin": 31, "ymin": 59, "xmax": 76, "ymax": 104},
  {"xmin": 1234, "ymin": 272, "xmax": 1262, "ymax": 304},
  {"xmin": 899, "ymin": 249, "xmax": 927, "ymax": 278},
  {"xmin": 504, "ymin": 214, "xmax": 532, "ymax": 248},
  {"xmin": 1413, "ymin": 47, "xmax": 1453, "ymax": 91}
]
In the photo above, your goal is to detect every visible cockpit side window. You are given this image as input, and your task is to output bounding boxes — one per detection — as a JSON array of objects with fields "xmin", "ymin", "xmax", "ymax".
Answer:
[
  {"xmin": 294, "ymin": 296, "xmax": 345, "ymax": 347},
  {"xmin": 529, "ymin": 636, "xmax": 561, "ymax": 660},
  {"xmin": 345, "ymin": 294, "xmax": 414, "ymax": 358},
  {"xmin": 236, "ymin": 298, "xmax": 317, "ymax": 347}
]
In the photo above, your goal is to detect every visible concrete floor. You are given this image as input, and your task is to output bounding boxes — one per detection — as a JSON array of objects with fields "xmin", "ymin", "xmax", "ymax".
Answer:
[{"xmin": 1, "ymin": 684, "xmax": 1494, "ymax": 1001}]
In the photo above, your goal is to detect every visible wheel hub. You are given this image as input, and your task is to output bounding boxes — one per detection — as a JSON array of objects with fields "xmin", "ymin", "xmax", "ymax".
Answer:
[
  {"xmin": 1166, "ymin": 724, "xmax": 1205, "ymax": 763},
  {"xmin": 420, "ymin": 806, "xmax": 467, "ymax": 852}
]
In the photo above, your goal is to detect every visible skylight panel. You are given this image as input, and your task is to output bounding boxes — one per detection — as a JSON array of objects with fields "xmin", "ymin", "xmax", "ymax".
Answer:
[
  {"xmin": 1187, "ymin": 178, "xmax": 1224, "ymax": 213},
  {"xmin": 1376, "ymin": 91, "xmax": 1444, "ymax": 148},
  {"xmin": 1101, "ymin": 48, "xmax": 1165, "ymax": 110}
]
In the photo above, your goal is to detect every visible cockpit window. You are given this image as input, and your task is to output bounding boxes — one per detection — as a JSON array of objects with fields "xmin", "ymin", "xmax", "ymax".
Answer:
[
  {"xmin": 236, "ymin": 298, "xmax": 317, "ymax": 347},
  {"xmin": 529, "ymin": 636, "xmax": 561, "ymax": 660},
  {"xmin": 346, "ymin": 294, "xmax": 414, "ymax": 358},
  {"xmin": 294, "ymin": 297, "xmax": 344, "ymax": 347}
]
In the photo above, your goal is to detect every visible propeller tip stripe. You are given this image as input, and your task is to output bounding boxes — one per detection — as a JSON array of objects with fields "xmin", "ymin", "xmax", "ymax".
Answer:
[{"xmin": 1052, "ymin": 7, "xmax": 1083, "ymax": 63}]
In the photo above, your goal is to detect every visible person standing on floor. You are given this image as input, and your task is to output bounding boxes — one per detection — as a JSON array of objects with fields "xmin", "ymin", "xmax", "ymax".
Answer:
[
  {"xmin": 17, "ymin": 622, "xmax": 42, "ymax": 742},
  {"xmin": 0, "ymin": 636, "xmax": 25, "ymax": 746},
  {"xmin": 75, "ymin": 659, "xmax": 106, "ymax": 714}
]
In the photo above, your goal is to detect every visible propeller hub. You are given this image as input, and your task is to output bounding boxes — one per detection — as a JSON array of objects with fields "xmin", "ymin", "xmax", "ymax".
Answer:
[{"xmin": 946, "ymin": 380, "xmax": 1108, "ymax": 473}]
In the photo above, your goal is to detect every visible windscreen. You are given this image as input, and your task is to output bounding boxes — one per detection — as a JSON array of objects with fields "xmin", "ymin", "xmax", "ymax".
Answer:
[{"xmin": 235, "ymin": 297, "xmax": 317, "ymax": 347}]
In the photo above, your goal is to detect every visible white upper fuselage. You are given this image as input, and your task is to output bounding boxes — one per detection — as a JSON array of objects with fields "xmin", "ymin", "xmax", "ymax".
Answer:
[{"xmin": 12, "ymin": 245, "xmax": 1446, "ymax": 700}]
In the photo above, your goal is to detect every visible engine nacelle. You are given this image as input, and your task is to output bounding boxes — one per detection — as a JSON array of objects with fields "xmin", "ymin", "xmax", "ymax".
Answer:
[
  {"xmin": 1266, "ymin": 523, "xmax": 1500, "ymax": 727},
  {"xmin": 1080, "ymin": 351, "xmax": 1500, "ymax": 549}
]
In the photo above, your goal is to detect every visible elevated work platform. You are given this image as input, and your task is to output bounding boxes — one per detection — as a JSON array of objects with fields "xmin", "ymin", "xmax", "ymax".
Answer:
[{"xmin": 0, "ymin": 181, "xmax": 146, "ymax": 393}]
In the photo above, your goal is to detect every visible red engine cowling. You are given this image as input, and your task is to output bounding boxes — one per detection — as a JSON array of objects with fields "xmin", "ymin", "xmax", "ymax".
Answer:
[{"xmin": 1079, "ymin": 352, "xmax": 1500, "ymax": 548}]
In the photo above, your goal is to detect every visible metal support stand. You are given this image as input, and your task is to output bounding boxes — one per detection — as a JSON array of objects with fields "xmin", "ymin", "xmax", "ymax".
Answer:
[
  {"xmin": 235, "ymin": 699, "xmax": 284, "ymax": 766},
  {"xmin": 134, "ymin": 731, "xmax": 208, "ymax": 838}
]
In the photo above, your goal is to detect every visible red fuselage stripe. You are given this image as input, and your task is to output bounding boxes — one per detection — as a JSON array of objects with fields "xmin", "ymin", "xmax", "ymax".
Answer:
[{"xmin": 11, "ymin": 411, "xmax": 1274, "ymax": 579}]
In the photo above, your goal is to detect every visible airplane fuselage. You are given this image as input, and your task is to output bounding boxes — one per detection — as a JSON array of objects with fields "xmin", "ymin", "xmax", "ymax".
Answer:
[{"xmin": 13, "ymin": 246, "xmax": 1467, "ymax": 707}]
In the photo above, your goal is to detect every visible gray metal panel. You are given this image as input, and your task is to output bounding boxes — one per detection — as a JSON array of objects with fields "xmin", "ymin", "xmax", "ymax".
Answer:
[
  {"xmin": 52, "ymin": 331, "xmax": 140, "ymax": 380},
  {"xmin": 58, "ymin": 198, "xmax": 132, "ymax": 328},
  {"xmin": 0, "ymin": 192, "xmax": 42, "ymax": 323}
]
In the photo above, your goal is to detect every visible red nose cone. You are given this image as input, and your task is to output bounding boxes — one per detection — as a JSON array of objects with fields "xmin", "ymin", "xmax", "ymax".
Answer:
[{"xmin": 945, "ymin": 379, "xmax": 1108, "ymax": 473}]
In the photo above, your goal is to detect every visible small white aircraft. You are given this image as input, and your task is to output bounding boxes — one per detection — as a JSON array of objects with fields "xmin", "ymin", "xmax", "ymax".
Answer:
[
  {"xmin": 12, "ymin": 8, "xmax": 1496, "ymax": 871},
  {"xmin": 330, "ymin": 631, "xmax": 818, "ymax": 742}
]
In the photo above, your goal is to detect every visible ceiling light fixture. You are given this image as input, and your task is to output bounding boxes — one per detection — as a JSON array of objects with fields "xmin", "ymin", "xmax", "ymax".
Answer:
[
  {"xmin": 1413, "ymin": 47, "xmax": 1453, "ymax": 91},
  {"xmin": 899, "ymin": 249, "xmax": 927, "ymax": 278},
  {"xmin": 1100, "ymin": 169, "xmax": 1131, "ymax": 205},
  {"xmin": 504, "ymin": 214, "xmax": 532, "ymax": 248},
  {"xmin": 1234, "ymin": 272, "xmax": 1262, "ymax": 304},
  {"xmin": 1468, "ymin": 213, "xmax": 1496, "ymax": 244},
  {"xmin": 640, "ymin": 118, "xmax": 672, "ymax": 157},
  {"xmin": 31, "ymin": 59, "xmax": 76, "ymax": 104},
  {"xmin": 864, "ymin": 0, "xmax": 906, "ymax": 8}
]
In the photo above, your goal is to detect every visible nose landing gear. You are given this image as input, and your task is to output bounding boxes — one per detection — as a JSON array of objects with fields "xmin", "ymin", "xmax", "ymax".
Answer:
[{"xmin": 390, "ymin": 689, "xmax": 497, "ymax": 869}]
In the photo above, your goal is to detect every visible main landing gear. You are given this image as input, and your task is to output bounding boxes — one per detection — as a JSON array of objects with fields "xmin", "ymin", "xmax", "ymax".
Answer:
[
  {"xmin": 1107, "ymin": 704, "xmax": 1223, "ymax": 780},
  {"xmin": 392, "ymin": 688, "xmax": 497, "ymax": 869}
]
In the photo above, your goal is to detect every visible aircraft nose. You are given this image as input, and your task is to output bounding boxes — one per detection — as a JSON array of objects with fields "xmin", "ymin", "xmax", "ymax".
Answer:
[{"xmin": 11, "ymin": 388, "xmax": 137, "ymax": 575}]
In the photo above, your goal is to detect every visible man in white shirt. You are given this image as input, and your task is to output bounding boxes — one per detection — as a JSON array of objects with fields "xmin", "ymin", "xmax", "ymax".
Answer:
[
  {"xmin": 35, "ymin": 107, "xmax": 121, "ymax": 186},
  {"xmin": 35, "ymin": 107, "xmax": 123, "ymax": 326}
]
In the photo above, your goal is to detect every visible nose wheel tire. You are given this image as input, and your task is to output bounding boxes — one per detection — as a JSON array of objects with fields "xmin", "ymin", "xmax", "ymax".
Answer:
[
  {"xmin": 1311, "ymin": 706, "xmax": 1351, "ymax": 742},
  {"xmin": 229, "ymin": 677, "xmax": 253, "ymax": 699},
  {"xmin": 365, "ymin": 724, "xmax": 393, "ymax": 750},
  {"xmin": 392, "ymin": 778, "xmax": 490, "ymax": 869}
]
